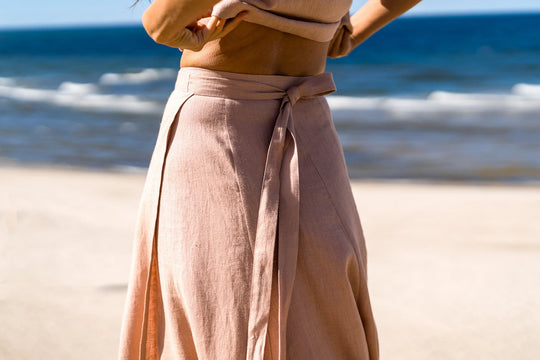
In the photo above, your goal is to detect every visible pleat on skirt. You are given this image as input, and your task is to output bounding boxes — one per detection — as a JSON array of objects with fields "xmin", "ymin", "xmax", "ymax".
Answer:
[{"xmin": 118, "ymin": 67, "xmax": 379, "ymax": 360}]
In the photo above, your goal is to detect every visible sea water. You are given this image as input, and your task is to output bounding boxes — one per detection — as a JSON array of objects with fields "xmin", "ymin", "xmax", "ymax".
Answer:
[{"xmin": 1, "ymin": 13, "xmax": 539, "ymax": 182}]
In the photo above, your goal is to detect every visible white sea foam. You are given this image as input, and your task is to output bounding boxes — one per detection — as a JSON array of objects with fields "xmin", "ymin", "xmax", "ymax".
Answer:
[
  {"xmin": 512, "ymin": 83, "xmax": 540, "ymax": 98},
  {"xmin": 99, "ymin": 68, "xmax": 177, "ymax": 85},
  {"xmin": 0, "ymin": 77, "xmax": 15, "ymax": 86},
  {"xmin": 109, "ymin": 165, "xmax": 148, "ymax": 173},
  {"xmin": 0, "ymin": 82, "xmax": 162, "ymax": 115},
  {"xmin": 2, "ymin": 78, "xmax": 539, "ymax": 119},
  {"xmin": 58, "ymin": 81, "xmax": 98, "ymax": 94},
  {"xmin": 327, "ymin": 85, "xmax": 540, "ymax": 116}
]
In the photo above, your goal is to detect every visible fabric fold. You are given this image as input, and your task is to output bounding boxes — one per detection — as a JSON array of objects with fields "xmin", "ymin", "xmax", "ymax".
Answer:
[
  {"xmin": 118, "ymin": 88, "xmax": 194, "ymax": 360},
  {"xmin": 211, "ymin": 0, "xmax": 352, "ymax": 42}
]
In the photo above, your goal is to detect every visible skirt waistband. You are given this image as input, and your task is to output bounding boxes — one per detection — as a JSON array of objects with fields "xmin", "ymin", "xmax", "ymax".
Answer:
[{"xmin": 175, "ymin": 67, "xmax": 336, "ymax": 103}]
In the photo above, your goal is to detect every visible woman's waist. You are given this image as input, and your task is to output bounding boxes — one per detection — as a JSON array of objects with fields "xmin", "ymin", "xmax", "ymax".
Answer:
[{"xmin": 180, "ymin": 22, "xmax": 330, "ymax": 77}]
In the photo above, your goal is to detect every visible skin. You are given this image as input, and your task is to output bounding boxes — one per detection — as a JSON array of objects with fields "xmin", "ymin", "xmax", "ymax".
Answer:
[{"xmin": 141, "ymin": 0, "xmax": 422, "ymax": 76}]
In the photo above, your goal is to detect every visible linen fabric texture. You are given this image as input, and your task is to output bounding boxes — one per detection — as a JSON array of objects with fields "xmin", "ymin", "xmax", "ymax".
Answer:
[
  {"xmin": 118, "ymin": 67, "xmax": 379, "ymax": 359},
  {"xmin": 211, "ymin": 0, "xmax": 353, "ymax": 42}
]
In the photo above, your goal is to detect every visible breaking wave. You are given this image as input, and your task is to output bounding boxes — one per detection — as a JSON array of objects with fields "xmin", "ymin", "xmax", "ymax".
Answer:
[
  {"xmin": 99, "ymin": 68, "xmax": 177, "ymax": 85},
  {"xmin": 0, "ymin": 80, "xmax": 162, "ymax": 115},
  {"xmin": 328, "ymin": 83, "xmax": 540, "ymax": 116}
]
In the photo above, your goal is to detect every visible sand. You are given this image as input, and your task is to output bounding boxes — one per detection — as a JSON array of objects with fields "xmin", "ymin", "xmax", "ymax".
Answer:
[{"xmin": 1, "ymin": 165, "xmax": 539, "ymax": 359}]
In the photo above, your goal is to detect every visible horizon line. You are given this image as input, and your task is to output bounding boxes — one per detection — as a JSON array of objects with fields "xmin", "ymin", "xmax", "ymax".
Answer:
[{"xmin": 1, "ymin": 9, "xmax": 539, "ymax": 31}]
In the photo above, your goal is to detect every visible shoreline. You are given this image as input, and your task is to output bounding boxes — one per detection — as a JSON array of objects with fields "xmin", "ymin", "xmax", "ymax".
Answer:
[
  {"xmin": 1, "ymin": 165, "xmax": 539, "ymax": 359},
  {"xmin": 2, "ymin": 161, "xmax": 539, "ymax": 187}
]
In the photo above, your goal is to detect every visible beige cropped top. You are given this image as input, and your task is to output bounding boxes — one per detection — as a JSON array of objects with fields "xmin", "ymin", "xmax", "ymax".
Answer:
[{"xmin": 211, "ymin": 0, "xmax": 353, "ymax": 42}]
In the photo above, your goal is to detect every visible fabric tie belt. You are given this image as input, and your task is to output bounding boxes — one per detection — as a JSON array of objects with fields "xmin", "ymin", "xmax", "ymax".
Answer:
[{"xmin": 137, "ymin": 67, "xmax": 336, "ymax": 360}]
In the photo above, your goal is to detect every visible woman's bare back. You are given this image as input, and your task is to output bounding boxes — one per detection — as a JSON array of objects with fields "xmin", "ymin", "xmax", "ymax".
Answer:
[{"xmin": 180, "ymin": 22, "xmax": 330, "ymax": 76}]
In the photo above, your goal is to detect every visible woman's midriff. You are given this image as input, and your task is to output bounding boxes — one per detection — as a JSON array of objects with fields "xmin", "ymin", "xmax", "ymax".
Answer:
[{"xmin": 180, "ymin": 22, "xmax": 330, "ymax": 76}]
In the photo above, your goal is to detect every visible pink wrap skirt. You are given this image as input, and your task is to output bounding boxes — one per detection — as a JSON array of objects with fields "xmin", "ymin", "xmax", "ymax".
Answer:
[{"xmin": 119, "ymin": 67, "xmax": 379, "ymax": 360}]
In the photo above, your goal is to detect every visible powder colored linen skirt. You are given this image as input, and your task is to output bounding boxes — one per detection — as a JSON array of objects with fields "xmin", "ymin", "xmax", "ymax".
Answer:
[{"xmin": 119, "ymin": 67, "xmax": 379, "ymax": 360}]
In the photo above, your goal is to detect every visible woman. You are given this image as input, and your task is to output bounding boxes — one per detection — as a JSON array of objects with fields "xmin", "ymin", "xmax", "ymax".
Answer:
[{"xmin": 119, "ymin": 0, "xmax": 421, "ymax": 359}]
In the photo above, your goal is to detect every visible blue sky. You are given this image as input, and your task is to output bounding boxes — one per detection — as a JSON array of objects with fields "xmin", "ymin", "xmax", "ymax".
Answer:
[{"xmin": 1, "ymin": 0, "xmax": 540, "ymax": 28}]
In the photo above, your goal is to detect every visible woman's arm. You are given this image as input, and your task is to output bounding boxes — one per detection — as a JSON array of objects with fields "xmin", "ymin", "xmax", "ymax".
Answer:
[
  {"xmin": 350, "ymin": 0, "xmax": 422, "ymax": 48},
  {"xmin": 328, "ymin": 0, "xmax": 422, "ymax": 58},
  {"xmin": 141, "ymin": 0, "xmax": 246, "ymax": 50}
]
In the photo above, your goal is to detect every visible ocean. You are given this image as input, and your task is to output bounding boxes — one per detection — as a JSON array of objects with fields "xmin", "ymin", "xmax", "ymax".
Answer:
[{"xmin": 1, "ymin": 13, "xmax": 539, "ymax": 182}]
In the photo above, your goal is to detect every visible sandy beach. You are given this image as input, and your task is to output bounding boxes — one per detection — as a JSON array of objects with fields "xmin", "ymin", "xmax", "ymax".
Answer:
[{"xmin": 1, "ymin": 165, "xmax": 539, "ymax": 359}]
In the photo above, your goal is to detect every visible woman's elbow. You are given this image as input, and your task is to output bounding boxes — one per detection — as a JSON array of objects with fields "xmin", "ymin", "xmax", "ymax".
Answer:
[{"xmin": 142, "ymin": 11, "xmax": 169, "ymax": 44}]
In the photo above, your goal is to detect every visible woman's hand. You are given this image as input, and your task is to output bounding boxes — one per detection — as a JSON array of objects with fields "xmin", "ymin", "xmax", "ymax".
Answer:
[
  {"xmin": 141, "ymin": 0, "xmax": 247, "ymax": 50},
  {"xmin": 327, "ymin": 22, "xmax": 353, "ymax": 59},
  {"xmin": 177, "ymin": 12, "xmax": 248, "ymax": 51}
]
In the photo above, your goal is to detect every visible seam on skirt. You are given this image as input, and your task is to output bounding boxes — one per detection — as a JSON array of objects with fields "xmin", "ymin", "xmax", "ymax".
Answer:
[
  {"xmin": 304, "ymin": 151, "xmax": 362, "ymax": 301},
  {"xmin": 298, "ymin": 113, "xmax": 363, "ymax": 301},
  {"xmin": 222, "ymin": 98, "xmax": 254, "ymax": 255}
]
